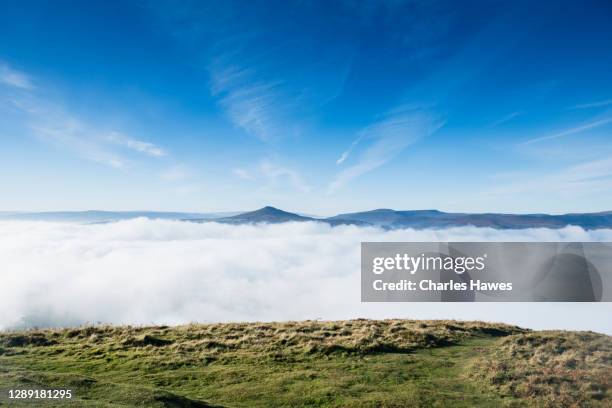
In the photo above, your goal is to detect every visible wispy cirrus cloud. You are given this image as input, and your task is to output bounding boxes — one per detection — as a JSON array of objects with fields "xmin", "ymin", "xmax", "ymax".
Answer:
[
  {"xmin": 260, "ymin": 160, "xmax": 310, "ymax": 193},
  {"xmin": 522, "ymin": 117, "xmax": 612, "ymax": 145},
  {"xmin": 233, "ymin": 159, "xmax": 310, "ymax": 193},
  {"xmin": 32, "ymin": 119, "xmax": 127, "ymax": 168},
  {"xmin": 208, "ymin": 50, "xmax": 355, "ymax": 144},
  {"xmin": 486, "ymin": 157, "xmax": 612, "ymax": 197},
  {"xmin": 0, "ymin": 63, "xmax": 34, "ymax": 90},
  {"xmin": 208, "ymin": 57, "xmax": 296, "ymax": 142},
  {"xmin": 329, "ymin": 105, "xmax": 444, "ymax": 192},
  {"xmin": 569, "ymin": 99, "xmax": 612, "ymax": 110},
  {"xmin": 2, "ymin": 63, "xmax": 167, "ymax": 168},
  {"xmin": 30, "ymin": 115, "xmax": 167, "ymax": 168},
  {"xmin": 336, "ymin": 134, "xmax": 365, "ymax": 165},
  {"xmin": 203, "ymin": 15, "xmax": 356, "ymax": 144},
  {"xmin": 105, "ymin": 132, "xmax": 166, "ymax": 157},
  {"xmin": 490, "ymin": 110, "xmax": 523, "ymax": 127}
]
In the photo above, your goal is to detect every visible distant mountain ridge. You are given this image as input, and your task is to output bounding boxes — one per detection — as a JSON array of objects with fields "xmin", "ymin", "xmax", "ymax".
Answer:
[
  {"xmin": 2, "ymin": 207, "xmax": 612, "ymax": 229},
  {"xmin": 0, "ymin": 210, "xmax": 240, "ymax": 223},
  {"xmin": 328, "ymin": 208, "xmax": 612, "ymax": 229},
  {"xmin": 189, "ymin": 206, "xmax": 612, "ymax": 229}
]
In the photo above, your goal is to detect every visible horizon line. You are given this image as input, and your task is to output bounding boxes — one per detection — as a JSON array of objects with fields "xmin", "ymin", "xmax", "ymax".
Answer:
[{"xmin": 2, "ymin": 206, "xmax": 612, "ymax": 217}]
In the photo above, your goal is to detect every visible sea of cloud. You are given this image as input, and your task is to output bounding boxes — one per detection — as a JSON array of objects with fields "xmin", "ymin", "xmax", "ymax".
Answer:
[{"xmin": 1, "ymin": 219, "xmax": 611, "ymax": 333}]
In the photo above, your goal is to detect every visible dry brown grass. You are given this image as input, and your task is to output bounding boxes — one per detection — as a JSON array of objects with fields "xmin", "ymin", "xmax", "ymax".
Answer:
[
  {"xmin": 0, "ymin": 319, "xmax": 522, "ymax": 361},
  {"xmin": 469, "ymin": 331, "xmax": 612, "ymax": 407}
]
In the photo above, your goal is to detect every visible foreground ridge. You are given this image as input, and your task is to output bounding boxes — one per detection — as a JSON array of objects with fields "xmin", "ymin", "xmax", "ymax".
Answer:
[{"xmin": 1, "ymin": 319, "xmax": 610, "ymax": 407}]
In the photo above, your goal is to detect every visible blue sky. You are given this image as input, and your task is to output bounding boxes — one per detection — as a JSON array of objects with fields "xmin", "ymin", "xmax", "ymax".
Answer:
[{"xmin": 1, "ymin": 0, "xmax": 612, "ymax": 214}]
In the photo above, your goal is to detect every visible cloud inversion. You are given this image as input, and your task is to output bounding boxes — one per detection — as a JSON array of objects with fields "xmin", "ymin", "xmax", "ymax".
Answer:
[{"xmin": 1, "ymin": 219, "xmax": 611, "ymax": 333}]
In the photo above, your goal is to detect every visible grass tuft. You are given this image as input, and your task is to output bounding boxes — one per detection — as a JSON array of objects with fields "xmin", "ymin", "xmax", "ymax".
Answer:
[{"xmin": 469, "ymin": 330, "xmax": 612, "ymax": 407}]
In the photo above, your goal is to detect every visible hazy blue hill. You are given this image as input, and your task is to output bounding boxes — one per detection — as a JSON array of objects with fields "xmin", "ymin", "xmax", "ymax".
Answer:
[
  {"xmin": 329, "ymin": 209, "xmax": 443, "ymax": 227},
  {"xmin": 203, "ymin": 207, "xmax": 369, "ymax": 226},
  {"xmin": 0, "ymin": 211, "xmax": 237, "ymax": 223},
  {"xmin": 556, "ymin": 212, "xmax": 612, "ymax": 229},
  {"xmin": 326, "ymin": 209, "xmax": 612, "ymax": 230},
  {"xmin": 214, "ymin": 206, "xmax": 316, "ymax": 224}
]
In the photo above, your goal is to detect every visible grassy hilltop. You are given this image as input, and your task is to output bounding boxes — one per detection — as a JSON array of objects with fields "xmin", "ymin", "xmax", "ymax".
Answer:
[{"xmin": 0, "ymin": 320, "xmax": 610, "ymax": 407}]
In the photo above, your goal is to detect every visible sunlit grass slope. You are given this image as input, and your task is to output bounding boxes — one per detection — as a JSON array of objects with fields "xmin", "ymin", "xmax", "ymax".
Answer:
[{"xmin": 1, "ymin": 320, "xmax": 609, "ymax": 407}]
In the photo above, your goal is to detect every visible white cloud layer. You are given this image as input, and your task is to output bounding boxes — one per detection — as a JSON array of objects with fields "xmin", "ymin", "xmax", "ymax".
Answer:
[{"xmin": 1, "ymin": 220, "xmax": 611, "ymax": 333}]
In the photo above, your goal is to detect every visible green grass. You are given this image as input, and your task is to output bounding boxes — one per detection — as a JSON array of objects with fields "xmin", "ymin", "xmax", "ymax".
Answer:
[{"xmin": 0, "ymin": 320, "xmax": 609, "ymax": 407}]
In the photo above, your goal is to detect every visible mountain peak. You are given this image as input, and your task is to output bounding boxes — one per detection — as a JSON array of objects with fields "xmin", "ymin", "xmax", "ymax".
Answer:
[
  {"xmin": 220, "ymin": 206, "xmax": 313, "ymax": 224},
  {"xmin": 259, "ymin": 206, "xmax": 285, "ymax": 212}
]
